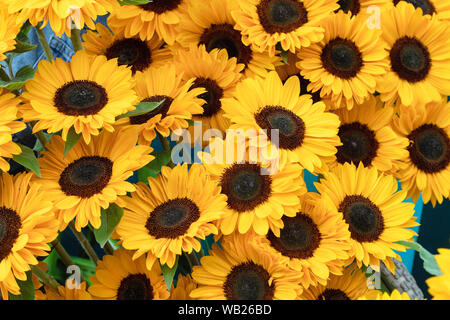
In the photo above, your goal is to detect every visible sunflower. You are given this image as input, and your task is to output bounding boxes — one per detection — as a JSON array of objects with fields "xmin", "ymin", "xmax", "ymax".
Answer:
[
  {"xmin": 377, "ymin": 2, "xmax": 450, "ymax": 107},
  {"xmin": 82, "ymin": 23, "xmax": 172, "ymax": 75},
  {"xmin": 222, "ymin": 71, "xmax": 341, "ymax": 172},
  {"xmin": 108, "ymin": 0, "xmax": 187, "ymax": 44},
  {"xmin": 298, "ymin": 266, "xmax": 372, "ymax": 300},
  {"xmin": 296, "ymin": 11, "xmax": 389, "ymax": 110},
  {"xmin": 426, "ymin": 248, "xmax": 450, "ymax": 299},
  {"xmin": 245, "ymin": 193, "xmax": 351, "ymax": 289},
  {"xmin": 190, "ymin": 232, "xmax": 302, "ymax": 300},
  {"xmin": 5, "ymin": 0, "xmax": 113, "ymax": 37},
  {"xmin": 336, "ymin": 0, "xmax": 391, "ymax": 16},
  {"xmin": 0, "ymin": 89, "xmax": 27, "ymax": 172},
  {"xmin": 170, "ymin": 274, "xmax": 197, "ymax": 300},
  {"xmin": 21, "ymin": 50, "xmax": 137, "ymax": 145},
  {"xmin": 329, "ymin": 95, "xmax": 409, "ymax": 173},
  {"xmin": 360, "ymin": 288, "xmax": 413, "ymax": 300},
  {"xmin": 199, "ymin": 135, "xmax": 306, "ymax": 236},
  {"xmin": 115, "ymin": 64, "xmax": 204, "ymax": 145},
  {"xmin": 0, "ymin": 9, "xmax": 20, "ymax": 62},
  {"xmin": 36, "ymin": 282, "xmax": 92, "ymax": 300},
  {"xmin": 36, "ymin": 126, "xmax": 153, "ymax": 232},
  {"xmin": 175, "ymin": 0, "xmax": 280, "ymax": 78},
  {"xmin": 116, "ymin": 164, "xmax": 228, "ymax": 269},
  {"xmin": 88, "ymin": 248, "xmax": 170, "ymax": 300},
  {"xmin": 385, "ymin": 0, "xmax": 450, "ymax": 22},
  {"xmin": 392, "ymin": 100, "xmax": 450, "ymax": 207},
  {"xmin": 173, "ymin": 45, "xmax": 244, "ymax": 138},
  {"xmin": 232, "ymin": 0, "xmax": 338, "ymax": 56},
  {"xmin": 0, "ymin": 172, "xmax": 59, "ymax": 300},
  {"xmin": 314, "ymin": 162, "xmax": 419, "ymax": 273}
]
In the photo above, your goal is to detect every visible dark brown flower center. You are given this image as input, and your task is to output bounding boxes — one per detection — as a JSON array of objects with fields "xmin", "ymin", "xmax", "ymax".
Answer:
[
  {"xmin": 321, "ymin": 37, "xmax": 363, "ymax": 79},
  {"xmin": 337, "ymin": 0, "xmax": 361, "ymax": 15},
  {"xmin": 141, "ymin": 0, "xmax": 182, "ymax": 14},
  {"xmin": 0, "ymin": 207, "xmax": 22, "ymax": 262},
  {"xmin": 59, "ymin": 156, "xmax": 113, "ymax": 198},
  {"xmin": 117, "ymin": 274, "xmax": 154, "ymax": 300},
  {"xmin": 223, "ymin": 262, "xmax": 275, "ymax": 300},
  {"xmin": 54, "ymin": 80, "xmax": 108, "ymax": 116},
  {"xmin": 190, "ymin": 77, "xmax": 224, "ymax": 118},
  {"xmin": 339, "ymin": 195, "xmax": 384, "ymax": 242},
  {"xmin": 146, "ymin": 198, "xmax": 200, "ymax": 239},
  {"xmin": 220, "ymin": 163, "xmax": 272, "ymax": 213},
  {"xmin": 336, "ymin": 122, "xmax": 379, "ymax": 167},
  {"xmin": 267, "ymin": 213, "xmax": 321, "ymax": 259},
  {"xmin": 255, "ymin": 106, "xmax": 305, "ymax": 150},
  {"xmin": 129, "ymin": 95, "xmax": 173, "ymax": 124},
  {"xmin": 318, "ymin": 289, "xmax": 350, "ymax": 300},
  {"xmin": 408, "ymin": 124, "xmax": 450, "ymax": 173},
  {"xmin": 105, "ymin": 38, "xmax": 152, "ymax": 74},
  {"xmin": 390, "ymin": 36, "xmax": 431, "ymax": 83},
  {"xmin": 393, "ymin": 0, "xmax": 436, "ymax": 15},
  {"xmin": 257, "ymin": 0, "xmax": 309, "ymax": 34},
  {"xmin": 199, "ymin": 23, "xmax": 252, "ymax": 67}
]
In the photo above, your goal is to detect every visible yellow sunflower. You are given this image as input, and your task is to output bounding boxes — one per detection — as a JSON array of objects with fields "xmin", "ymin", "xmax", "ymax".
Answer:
[
  {"xmin": 298, "ymin": 266, "xmax": 372, "ymax": 300},
  {"xmin": 0, "ymin": 89, "xmax": 27, "ymax": 172},
  {"xmin": 0, "ymin": 172, "xmax": 59, "ymax": 300},
  {"xmin": 426, "ymin": 248, "xmax": 450, "ymax": 299},
  {"xmin": 6, "ymin": 0, "xmax": 113, "ymax": 37},
  {"xmin": 21, "ymin": 50, "xmax": 137, "ymax": 145},
  {"xmin": 392, "ymin": 100, "xmax": 450, "ymax": 207},
  {"xmin": 36, "ymin": 126, "xmax": 153, "ymax": 232},
  {"xmin": 296, "ymin": 11, "xmax": 389, "ymax": 110},
  {"xmin": 115, "ymin": 64, "xmax": 204, "ymax": 145},
  {"xmin": 0, "ymin": 9, "xmax": 20, "ymax": 62},
  {"xmin": 222, "ymin": 71, "xmax": 341, "ymax": 172},
  {"xmin": 328, "ymin": 95, "xmax": 409, "ymax": 173},
  {"xmin": 199, "ymin": 135, "xmax": 306, "ymax": 236},
  {"xmin": 377, "ymin": 2, "xmax": 450, "ymax": 107},
  {"xmin": 108, "ymin": 0, "xmax": 187, "ymax": 44},
  {"xmin": 173, "ymin": 45, "xmax": 244, "ymax": 138},
  {"xmin": 36, "ymin": 282, "xmax": 92, "ymax": 300},
  {"xmin": 175, "ymin": 0, "xmax": 280, "ymax": 78},
  {"xmin": 360, "ymin": 288, "xmax": 413, "ymax": 300},
  {"xmin": 385, "ymin": 0, "xmax": 450, "ymax": 22},
  {"xmin": 82, "ymin": 23, "xmax": 172, "ymax": 75},
  {"xmin": 232, "ymin": 0, "xmax": 338, "ymax": 56},
  {"xmin": 170, "ymin": 274, "xmax": 197, "ymax": 300},
  {"xmin": 88, "ymin": 248, "xmax": 170, "ymax": 300},
  {"xmin": 314, "ymin": 162, "xmax": 419, "ymax": 273},
  {"xmin": 190, "ymin": 232, "xmax": 302, "ymax": 300},
  {"xmin": 248, "ymin": 193, "xmax": 351, "ymax": 289},
  {"xmin": 116, "ymin": 164, "xmax": 228, "ymax": 269}
]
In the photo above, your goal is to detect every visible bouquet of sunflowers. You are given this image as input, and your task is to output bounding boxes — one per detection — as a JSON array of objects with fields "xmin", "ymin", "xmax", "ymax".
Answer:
[{"xmin": 0, "ymin": 0, "xmax": 449, "ymax": 302}]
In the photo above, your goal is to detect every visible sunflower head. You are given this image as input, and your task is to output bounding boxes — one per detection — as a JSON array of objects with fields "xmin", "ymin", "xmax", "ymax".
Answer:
[
  {"xmin": 21, "ymin": 50, "xmax": 138, "ymax": 144},
  {"xmin": 117, "ymin": 164, "xmax": 228, "ymax": 269}
]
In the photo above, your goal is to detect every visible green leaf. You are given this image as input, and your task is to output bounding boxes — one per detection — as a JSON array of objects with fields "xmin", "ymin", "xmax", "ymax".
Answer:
[
  {"xmin": 0, "ymin": 65, "xmax": 35, "ymax": 90},
  {"xmin": 8, "ymin": 271, "xmax": 35, "ymax": 300},
  {"xmin": 280, "ymin": 50, "xmax": 289, "ymax": 64},
  {"xmin": 70, "ymin": 256, "xmax": 96, "ymax": 286},
  {"xmin": 13, "ymin": 143, "xmax": 41, "ymax": 177},
  {"xmin": 9, "ymin": 40, "xmax": 38, "ymax": 54},
  {"xmin": 93, "ymin": 203, "xmax": 124, "ymax": 248},
  {"xmin": 160, "ymin": 256, "xmax": 179, "ymax": 291},
  {"xmin": 397, "ymin": 240, "xmax": 443, "ymax": 276},
  {"xmin": 138, "ymin": 151, "xmax": 171, "ymax": 182},
  {"xmin": 118, "ymin": 0, "xmax": 151, "ymax": 5},
  {"xmin": 16, "ymin": 20, "xmax": 32, "ymax": 43},
  {"xmin": 64, "ymin": 127, "xmax": 82, "ymax": 157},
  {"xmin": 116, "ymin": 100, "xmax": 164, "ymax": 120},
  {"xmin": 33, "ymin": 132, "xmax": 52, "ymax": 152}
]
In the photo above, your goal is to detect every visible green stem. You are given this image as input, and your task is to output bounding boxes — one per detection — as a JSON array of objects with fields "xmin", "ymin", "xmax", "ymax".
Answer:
[
  {"xmin": 69, "ymin": 221, "xmax": 99, "ymax": 265},
  {"xmin": 157, "ymin": 132, "xmax": 175, "ymax": 168},
  {"xmin": 50, "ymin": 239, "xmax": 75, "ymax": 268},
  {"xmin": 70, "ymin": 28, "xmax": 83, "ymax": 52},
  {"xmin": 35, "ymin": 23, "xmax": 53, "ymax": 62},
  {"xmin": 30, "ymin": 265, "xmax": 60, "ymax": 291},
  {"xmin": 0, "ymin": 67, "xmax": 10, "ymax": 82}
]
